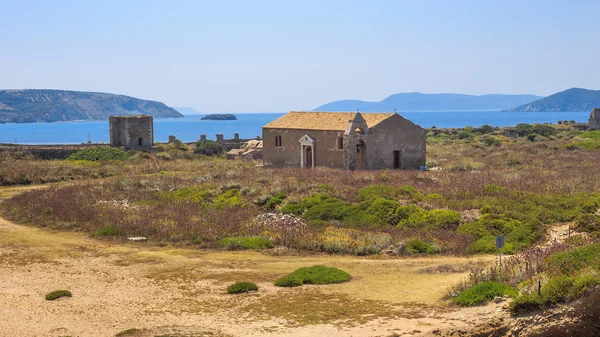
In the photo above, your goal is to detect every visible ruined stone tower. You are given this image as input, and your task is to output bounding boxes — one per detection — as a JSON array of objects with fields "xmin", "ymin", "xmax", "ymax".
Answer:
[
  {"xmin": 590, "ymin": 108, "xmax": 600, "ymax": 130},
  {"xmin": 109, "ymin": 115, "xmax": 154, "ymax": 148}
]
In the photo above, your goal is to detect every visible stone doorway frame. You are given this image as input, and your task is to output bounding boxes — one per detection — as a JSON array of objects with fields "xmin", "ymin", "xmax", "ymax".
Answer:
[{"xmin": 299, "ymin": 134, "xmax": 316, "ymax": 168}]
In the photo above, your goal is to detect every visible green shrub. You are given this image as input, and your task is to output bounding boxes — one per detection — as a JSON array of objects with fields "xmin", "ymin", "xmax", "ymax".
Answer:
[
  {"xmin": 358, "ymin": 184, "xmax": 398, "ymax": 201},
  {"xmin": 572, "ymin": 275, "xmax": 600, "ymax": 296},
  {"xmin": 540, "ymin": 275, "xmax": 574, "ymax": 305},
  {"xmin": 580, "ymin": 130, "xmax": 600, "ymax": 140},
  {"xmin": 280, "ymin": 202, "xmax": 305, "ymax": 215},
  {"xmin": 527, "ymin": 133, "xmax": 538, "ymax": 142},
  {"xmin": 92, "ymin": 226, "xmax": 125, "ymax": 237},
  {"xmin": 360, "ymin": 198, "xmax": 401, "ymax": 226},
  {"xmin": 453, "ymin": 281, "xmax": 517, "ymax": 307},
  {"xmin": 406, "ymin": 239, "xmax": 432, "ymax": 254},
  {"xmin": 399, "ymin": 209, "xmax": 460, "ymax": 230},
  {"xmin": 227, "ymin": 281, "xmax": 259, "ymax": 294},
  {"xmin": 547, "ymin": 243, "xmax": 600, "ymax": 276},
  {"xmin": 458, "ymin": 131, "xmax": 473, "ymax": 139},
  {"xmin": 478, "ymin": 124, "xmax": 494, "ymax": 134},
  {"xmin": 66, "ymin": 147, "xmax": 130, "ymax": 161},
  {"xmin": 45, "ymin": 290, "xmax": 72, "ymax": 301},
  {"xmin": 303, "ymin": 196, "xmax": 349, "ymax": 222},
  {"xmin": 509, "ymin": 294, "xmax": 543, "ymax": 316},
  {"xmin": 566, "ymin": 141, "xmax": 600, "ymax": 150},
  {"xmin": 166, "ymin": 138, "xmax": 188, "ymax": 151},
  {"xmin": 274, "ymin": 265, "xmax": 351, "ymax": 287},
  {"xmin": 397, "ymin": 185, "xmax": 424, "ymax": 201},
  {"xmin": 217, "ymin": 236, "xmax": 274, "ymax": 250},
  {"xmin": 265, "ymin": 197, "xmax": 283, "ymax": 210},
  {"xmin": 195, "ymin": 140, "xmax": 223, "ymax": 156},
  {"xmin": 576, "ymin": 214, "xmax": 600, "ymax": 233},
  {"xmin": 483, "ymin": 136, "xmax": 501, "ymax": 146},
  {"xmin": 213, "ymin": 188, "xmax": 242, "ymax": 207}
]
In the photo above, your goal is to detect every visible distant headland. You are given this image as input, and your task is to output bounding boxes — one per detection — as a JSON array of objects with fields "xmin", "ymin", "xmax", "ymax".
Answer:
[
  {"xmin": 201, "ymin": 114, "xmax": 238, "ymax": 120},
  {"xmin": 0, "ymin": 89, "xmax": 183, "ymax": 123},
  {"xmin": 502, "ymin": 88, "xmax": 600, "ymax": 112},
  {"xmin": 314, "ymin": 92, "xmax": 542, "ymax": 112}
]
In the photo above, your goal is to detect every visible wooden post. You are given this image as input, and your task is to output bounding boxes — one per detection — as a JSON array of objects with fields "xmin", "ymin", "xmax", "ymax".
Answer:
[
  {"xmin": 538, "ymin": 280, "xmax": 541, "ymax": 296},
  {"xmin": 499, "ymin": 249, "xmax": 503, "ymax": 281}
]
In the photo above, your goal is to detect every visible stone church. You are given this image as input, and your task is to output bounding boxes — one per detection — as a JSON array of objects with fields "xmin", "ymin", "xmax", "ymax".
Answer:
[{"xmin": 262, "ymin": 111, "xmax": 426, "ymax": 170}]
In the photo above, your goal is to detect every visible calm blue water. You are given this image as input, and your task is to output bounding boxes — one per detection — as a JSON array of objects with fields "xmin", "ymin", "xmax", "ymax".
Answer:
[{"xmin": 0, "ymin": 111, "xmax": 591, "ymax": 145}]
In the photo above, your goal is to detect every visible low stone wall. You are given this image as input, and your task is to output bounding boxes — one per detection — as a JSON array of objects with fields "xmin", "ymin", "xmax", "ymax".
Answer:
[{"xmin": 0, "ymin": 144, "xmax": 104, "ymax": 160}]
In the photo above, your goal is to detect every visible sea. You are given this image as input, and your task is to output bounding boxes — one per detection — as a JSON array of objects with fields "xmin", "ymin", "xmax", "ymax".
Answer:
[{"xmin": 0, "ymin": 111, "xmax": 592, "ymax": 145}]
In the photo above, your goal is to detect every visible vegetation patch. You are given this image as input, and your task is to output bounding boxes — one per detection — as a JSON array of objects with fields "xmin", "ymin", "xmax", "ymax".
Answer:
[
  {"xmin": 45, "ymin": 290, "xmax": 72, "ymax": 301},
  {"xmin": 115, "ymin": 328, "xmax": 140, "ymax": 336},
  {"xmin": 226, "ymin": 281, "xmax": 259, "ymax": 294},
  {"xmin": 66, "ymin": 147, "xmax": 130, "ymax": 161},
  {"xmin": 274, "ymin": 265, "xmax": 351, "ymax": 287},
  {"xmin": 547, "ymin": 243, "xmax": 600, "ymax": 275},
  {"xmin": 217, "ymin": 236, "xmax": 274, "ymax": 250},
  {"xmin": 195, "ymin": 140, "xmax": 223, "ymax": 156},
  {"xmin": 92, "ymin": 226, "xmax": 125, "ymax": 237},
  {"xmin": 453, "ymin": 281, "xmax": 516, "ymax": 307}
]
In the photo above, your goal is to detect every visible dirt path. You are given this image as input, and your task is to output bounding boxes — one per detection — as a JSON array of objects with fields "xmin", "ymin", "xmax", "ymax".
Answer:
[{"xmin": 0, "ymin": 185, "xmax": 505, "ymax": 337}]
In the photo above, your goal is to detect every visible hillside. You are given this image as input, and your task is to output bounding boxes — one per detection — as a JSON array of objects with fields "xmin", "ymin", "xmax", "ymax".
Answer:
[
  {"xmin": 503, "ymin": 88, "xmax": 600, "ymax": 112},
  {"xmin": 173, "ymin": 107, "xmax": 200, "ymax": 115},
  {"xmin": 314, "ymin": 92, "xmax": 542, "ymax": 112},
  {"xmin": 0, "ymin": 89, "xmax": 183, "ymax": 123}
]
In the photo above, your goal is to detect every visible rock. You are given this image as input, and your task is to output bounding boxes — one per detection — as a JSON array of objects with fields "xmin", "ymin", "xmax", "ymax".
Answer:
[{"xmin": 127, "ymin": 236, "xmax": 148, "ymax": 242}]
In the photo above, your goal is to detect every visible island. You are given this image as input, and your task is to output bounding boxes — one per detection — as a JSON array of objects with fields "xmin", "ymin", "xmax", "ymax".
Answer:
[
  {"xmin": 200, "ymin": 113, "xmax": 238, "ymax": 120},
  {"xmin": 0, "ymin": 89, "xmax": 183, "ymax": 123}
]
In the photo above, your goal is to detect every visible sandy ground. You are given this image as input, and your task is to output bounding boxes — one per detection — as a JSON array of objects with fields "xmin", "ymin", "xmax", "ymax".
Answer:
[{"xmin": 0, "ymin": 185, "xmax": 509, "ymax": 337}]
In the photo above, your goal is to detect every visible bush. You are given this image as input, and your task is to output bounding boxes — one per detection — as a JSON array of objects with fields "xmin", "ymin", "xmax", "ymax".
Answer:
[
  {"xmin": 358, "ymin": 184, "xmax": 398, "ymax": 201},
  {"xmin": 453, "ymin": 281, "xmax": 517, "ymax": 307},
  {"xmin": 406, "ymin": 239, "xmax": 432, "ymax": 254},
  {"xmin": 92, "ymin": 226, "xmax": 125, "ymax": 237},
  {"xmin": 274, "ymin": 265, "xmax": 351, "ymax": 287},
  {"xmin": 66, "ymin": 147, "xmax": 130, "ymax": 161},
  {"xmin": 576, "ymin": 214, "xmax": 600, "ymax": 233},
  {"xmin": 478, "ymin": 124, "xmax": 494, "ymax": 134},
  {"xmin": 360, "ymin": 198, "xmax": 401, "ymax": 226},
  {"xmin": 483, "ymin": 136, "xmax": 501, "ymax": 147},
  {"xmin": 540, "ymin": 275, "xmax": 574, "ymax": 305},
  {"xmin": 227, "ymin": 281, "xmax": 259, "ymax": 294},
  {"xmin": 458, "ymin": 131, "xmax": 473, "ymax": 139},
  {"xmin": 280, "ymin": 202, "xmax": 305, "ymax": 215},
  {"xmin": 217, "ymin": 236, "xmax": 274, "ymax": 250},
  {"xmin": 45, "ymin": 290, "xmax": 72, "ymax": 301},
  {"xmin": 509, "ymin": 294, "xmax": 543, "ymax": 316},
  {"xmin": 547, "ymin": 243, "xmax": 600, "ymax": 276},
  {"xmin": 397, "ymin": 185, "xmax": 424, "ymax": 201},
  {"xmin": 195, "ymin": 140, "xmax": 223, "ymax": 156},
  {"xmin": 399, "ymin": 209, "xmax": 460, "ymax": 231}
]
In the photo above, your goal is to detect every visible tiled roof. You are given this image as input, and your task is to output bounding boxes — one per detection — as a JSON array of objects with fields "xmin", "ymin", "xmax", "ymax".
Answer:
[{"xmin": 263, "ymin": 111, "xmax": 394, "ymax": 131}]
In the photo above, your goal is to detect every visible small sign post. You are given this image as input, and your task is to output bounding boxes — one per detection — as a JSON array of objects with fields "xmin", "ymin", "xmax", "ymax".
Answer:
[{"xmin": 496, "ymin": 235, "xmax": 505, "ymax": 281}]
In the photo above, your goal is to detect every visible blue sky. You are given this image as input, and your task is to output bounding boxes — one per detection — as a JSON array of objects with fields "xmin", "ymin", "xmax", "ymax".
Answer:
[{"xmin": 1, "ymin": 0, "xmax": 599, "ymax": 112}]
